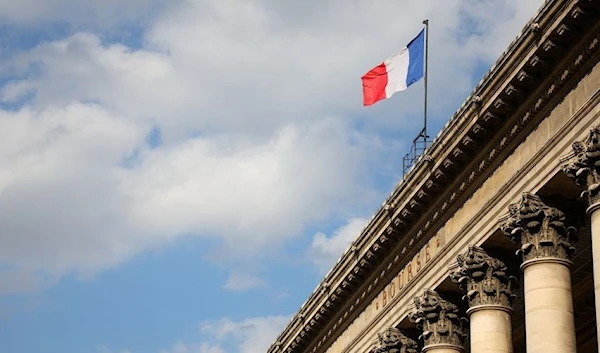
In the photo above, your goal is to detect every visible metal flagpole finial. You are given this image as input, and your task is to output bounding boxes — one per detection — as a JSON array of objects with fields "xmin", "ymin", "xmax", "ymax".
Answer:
[{"xmin": 423, "ymin": 19, "xmax": 429, "ymax": 25}]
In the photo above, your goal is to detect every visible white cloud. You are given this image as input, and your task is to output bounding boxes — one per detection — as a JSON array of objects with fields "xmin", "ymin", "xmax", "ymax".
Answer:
[
  {"xmin": 0, "ymin": 0, "xmax": 545, "ymax": 292},
  {"xmin": 0, "ymin": 0, "xmax": 175, "ymax": 29},
  {"xmin": 310, "ymin": 218, "xmax": 369, "ymax": 273},
  {"xmin": 223, "ymin": 272, "xmax": 267, "ymax": 291},
  {"xmin": 0, "ymin": 103, "xmax": 373, "ymax": 291},
  {"xmin": 458, "ymin": 0, "xmax": 545, "ymax": 61},
  {"xmin": 99, "ymin": 316, "xmax": 285, "ymax": 353},
  {"xmin": 200, "ymin": 316, "xmax": 289, "ymax": 353},
  {"xmin": 159, "ymin": 316, "xmax": 288, "ymax": 353},
  {"xmin": 2, "ymin": 0, "xmax": 545, "ymax": 136}
]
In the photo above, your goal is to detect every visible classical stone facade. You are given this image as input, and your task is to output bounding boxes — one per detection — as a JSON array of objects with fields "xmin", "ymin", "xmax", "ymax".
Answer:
[{"xmin": 269, "ymin": 0, "xmax": 600, "ymax": 353}]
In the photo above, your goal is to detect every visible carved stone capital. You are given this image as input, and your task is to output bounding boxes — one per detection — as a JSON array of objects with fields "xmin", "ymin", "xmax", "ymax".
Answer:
[
  {"xmin": 561, "ymin": 125, "xmax": 600, "ymax": 208},
  {"xmin": 449, "ymin": 246, "xmax": 518, "ymax": 310},
  {"xmin": 500, "ymin": 193, "xmax": 578, "ymax": 263},
  {"xmin": 408, "ymin": 290, "xmax": 468, "ymax": 349},
  {"xmin": 368, "ymin": 328, "xmax": 418, "ymax": 353}
]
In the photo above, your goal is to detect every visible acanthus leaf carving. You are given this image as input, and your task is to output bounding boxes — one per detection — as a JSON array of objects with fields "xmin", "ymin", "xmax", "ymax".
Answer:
[
  {"xmin": 561, "ymin": 125, "xmax": 600, "ymax": 207},
  {"xmin": 368, "ymin": 328, "xmax": 418, "ymax": 353},
  {"xmin": 449, "ymin": 246, "xmax": 518, "ymax": 309},
  {"xmin": 500, "ymin": 193, "xmax": 578, "ymax": 263},
  {"xmin": 408, "ymin": 290, "xmax": 468, "ymax": 349}
]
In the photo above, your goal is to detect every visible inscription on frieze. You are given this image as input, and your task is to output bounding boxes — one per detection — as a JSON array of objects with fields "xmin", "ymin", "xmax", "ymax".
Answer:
[
  {"xmin": 338, "ymin": 234, "xmax": 442, "ymax": 347},
  {"xmin": 374, "ymin": 235, "xmax": 441, "ymax": 311}
]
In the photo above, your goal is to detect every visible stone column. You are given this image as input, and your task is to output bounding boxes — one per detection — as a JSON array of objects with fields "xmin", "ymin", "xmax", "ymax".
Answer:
[
  {"xmin": 409, "ymin": 290, "xmax": 468, "ymax": 353},
  {"xmin": 561, "ymin": 124, "xmax": 600, "ymax": 347},
  {"xmin": 449, "ymin": 246, "xmax": 518, "ymax": 353},
  {"xmin": 501, "ymin": 193, "xmax": 578, "ymax": 353},
  {"xmin": 368, "ymin": 328, "xmax": 419, "ymax": 353}
]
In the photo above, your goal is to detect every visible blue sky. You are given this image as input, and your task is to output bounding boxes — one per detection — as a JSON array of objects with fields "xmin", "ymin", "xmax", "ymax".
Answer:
[{"xmin": 0, "ymin": 1, "xmax": 544, "ymax": 353}]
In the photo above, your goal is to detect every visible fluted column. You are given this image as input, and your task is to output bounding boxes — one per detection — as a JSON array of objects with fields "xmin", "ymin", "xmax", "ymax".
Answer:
[
  {"xmin": 409, "ymin": 290, "xmax": 468, "ymax": 353},
  {"xmin": 368, "ymin": 328, "xmax": 419, "ymax": 353},
  {"xmin": 561, "ymin": 125, "xmax": 600, "ymax": 348},
  {"xmin": 501, "ymin": 193, "xmax": 578, "ymax": 353},
  {"xmin": 449, "ymin": 246, "xmax": 518, "ymax": 353}
]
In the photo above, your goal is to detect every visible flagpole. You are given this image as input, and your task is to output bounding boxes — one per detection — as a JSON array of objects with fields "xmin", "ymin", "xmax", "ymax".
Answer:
[{"xmin": 422, "ymin": 19, "xmax": 429, "ymax": 143}]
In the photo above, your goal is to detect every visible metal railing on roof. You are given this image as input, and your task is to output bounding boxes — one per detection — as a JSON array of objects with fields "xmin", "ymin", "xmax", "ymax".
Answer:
[{"xmin": 402, "ymin": 127, "xmax": 430, "ymax": 175}]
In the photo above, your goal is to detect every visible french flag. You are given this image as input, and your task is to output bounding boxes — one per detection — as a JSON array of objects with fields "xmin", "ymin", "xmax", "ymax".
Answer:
[{"xmin": 361, "ymin": 29, "xmax": 425, "ymax": 106}]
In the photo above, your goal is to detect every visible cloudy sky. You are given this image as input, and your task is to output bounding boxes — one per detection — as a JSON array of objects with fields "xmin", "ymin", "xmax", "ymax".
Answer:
[{"xmin": 0, "ymin": 0, "xmax": 544, "ymax": 352}]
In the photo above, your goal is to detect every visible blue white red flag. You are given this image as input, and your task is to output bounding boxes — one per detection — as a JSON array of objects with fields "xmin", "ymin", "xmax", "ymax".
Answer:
[{"xmin": 361, "ymin": 29, "xmax": 425, "ymax": 106}]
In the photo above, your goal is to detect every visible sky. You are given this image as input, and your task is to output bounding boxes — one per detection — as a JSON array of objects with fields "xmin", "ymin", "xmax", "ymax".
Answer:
[{"xmin": 0, "ymin": 1, "xmax": 545, "ymax": 352}]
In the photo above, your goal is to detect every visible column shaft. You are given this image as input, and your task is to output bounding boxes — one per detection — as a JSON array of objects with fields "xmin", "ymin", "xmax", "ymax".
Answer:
[
  {"xmin": 522, "ymin": 260, "xmax": 576, "ymax": 353},
  {"xmin": 449, "ymin": 246, "xmax": 517, "ymax": 353},
  {"xmin": 469, "ymin": 308, "xmax": 512, "ymax": 353},
  {"xmin": 561, "ymin": 125, "xmax": 600, "ymax": 350},
  {"xmin": 501, "ymin": 193, "xmax": 579, "ymax": 353},
  {"xmin": 589, "ymin": 206, "xmax": 600, "ymax": 347}
]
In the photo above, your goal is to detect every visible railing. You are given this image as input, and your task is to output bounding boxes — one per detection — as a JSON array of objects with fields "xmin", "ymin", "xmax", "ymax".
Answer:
[{"xmin": 402, "ymin": 128, "xmax": 430, "ymax": 175}]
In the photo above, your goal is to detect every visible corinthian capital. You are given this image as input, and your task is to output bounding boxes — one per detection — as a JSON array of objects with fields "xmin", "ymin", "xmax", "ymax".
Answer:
[
  {"xmin": 408, "ymin": 290, "xmax": 468, "ymax": 350},
  {"xmin": 561, "ymin": 125, "xmax": 600, "ymax": 207},
  {"xmin": 500, "ymin": 193, "xmax": 577, "ymax": 263},
  {"xmin": 368, "ymin": 328, "xmax": 418, "ymax": 353},
  {"xmin": 449, "ymin": 246, "xmax": 518, "ymax": 310}
]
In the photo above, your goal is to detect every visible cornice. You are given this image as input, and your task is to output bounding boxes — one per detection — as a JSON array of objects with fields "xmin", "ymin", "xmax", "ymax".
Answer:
[{"xmin": 269, "ymin": 1, "xmax": 600, "ymax": 353}]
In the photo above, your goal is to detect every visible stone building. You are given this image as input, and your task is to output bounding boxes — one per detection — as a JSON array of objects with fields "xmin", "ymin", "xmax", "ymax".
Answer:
[{"xmin": 268, "ymin": 0, "xmax": 600, "ymax": 352}]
